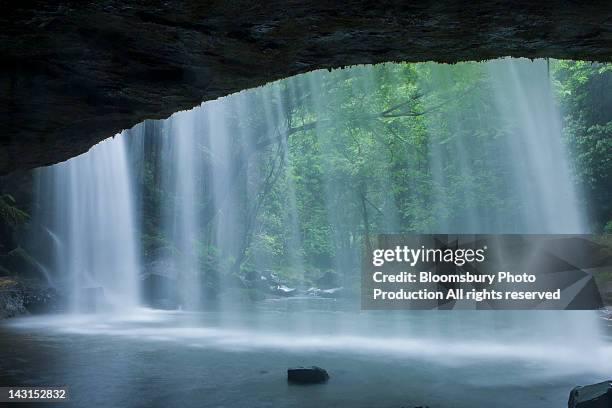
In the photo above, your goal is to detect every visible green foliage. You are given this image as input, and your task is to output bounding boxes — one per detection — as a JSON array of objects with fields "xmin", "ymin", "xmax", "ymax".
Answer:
[
  {"xmin": 134, "ymin": 60, "xmax": 611, "ymax": 280},
  {"xmin": 0, "ymin": 194, "xmax": 29, "ymax": 228},
  {"xmin": 552, "ymin": 60, "xmax": 612, "ymax": 229},
  {"xmin": 0, "ymin": 193, "xmax": 29, "ymax": 276}
]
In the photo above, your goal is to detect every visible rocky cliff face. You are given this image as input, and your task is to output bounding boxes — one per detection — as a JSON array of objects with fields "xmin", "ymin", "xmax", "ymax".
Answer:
[
  {"xmin": 0, "ymin": 277, "xmax": 61, "ymax": 319},
  {"xmin": 2, "ymin": 1, "xmax": 611, "ymax": 174}
]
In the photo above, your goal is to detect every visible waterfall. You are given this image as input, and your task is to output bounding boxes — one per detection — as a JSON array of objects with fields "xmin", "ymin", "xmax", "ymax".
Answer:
[
  {"xmin": 160, "ymin": 111, "xmax": 205, "ymax": 309},
  {"xmin": 31, "ymin": 135, "xmax": 141, "ymax": 312},
  {"xmin": 28, "ymin": 58, "xmax": 592, "ymax": 316},
  {"xmin": 152, "ymin": 90, "xmax": 274, "ymax": 309},
  {"xmin": 487, "ymin": 58, "xmax": 584, "ymax": 233},
  {"xmin": 12, "ymin": 58, "xmax": 609, "ymax": 408},
  {"xmin": 422, "ymin": 58, "xmax": 585, "ymax": 233}
]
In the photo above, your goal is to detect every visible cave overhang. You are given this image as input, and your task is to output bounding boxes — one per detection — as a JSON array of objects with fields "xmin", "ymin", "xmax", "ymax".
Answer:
[{"xmin": 1, "ymin": 1, "xmax": 611, "ymax": 174}]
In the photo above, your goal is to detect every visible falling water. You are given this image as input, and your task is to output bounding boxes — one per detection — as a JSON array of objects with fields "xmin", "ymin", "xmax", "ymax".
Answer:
[
  {"xmin": 487, "ymin": 59, "xmax": 584, "ymax": 232},
  {"xmin": 148, "ymin": 89, "xmax": 284, "ymax": 310},
  {"xmin": 421, "ymin": 58, "xmax": 585, "ymax": 234},
  {"xmin": 28, "ymin": 59, "xmax": 590, "ymax": 309},
  {"xmin": 160, "ymin": 111, "xmax": 205, "ymax": 309},
  {"xmin": 31, "ymin": 134, "xmax": 141, "ymax": 312},
  {"xmin": 27, "ymin": 58, "xmax": 597, "ymax": 332}
]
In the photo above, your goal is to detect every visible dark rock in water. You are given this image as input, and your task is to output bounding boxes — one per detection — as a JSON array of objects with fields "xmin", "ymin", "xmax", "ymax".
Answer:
[
  {"xmin": 264, "ymin": 271, "xmax": 283, "ymax": 287},
  {"xmin": 287, "ymin": 366, "xmax": 329, "ymax": 384},
  {"xmin": 243, "ymin": 270, "xmax": 277, "ymax": 292},
  {"xmin": 0, "ymin": 279, "xmax": 27, "ymax": 318},
  {"xmin": 568, "ymin": 380, "xmax": 612, "ymax": 408},
  {"xmin": 22, "ymin": 284, "xmax": 61, "ymax": 314},
  {"xmin": 306, "ymin": 287, "xmax": 320, "ymax": 296},
  {"xmin": 316, "ymin": 271, "xmax": 341, "ymax": 289},
  {"xmin": 80, "ymin": 287, "xmax": 106, "ymax": 312},
  {"xmin": 0, "ymin": 277, "xmax": 62, "ymax": 318},
  {"xmin": 251, "ymin": 276, "xmax": 271, "ymax": 292},
  {"xmin": 244, "ymin": 270, "xmax": 262, "ymax": 282}
]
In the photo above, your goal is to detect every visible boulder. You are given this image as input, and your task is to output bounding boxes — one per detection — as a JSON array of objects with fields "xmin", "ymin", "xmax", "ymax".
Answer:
[
  {"xmin": 245, "ymin": 270, "xmax": 298, "ymax": 295},
  {"xmin": 0, "ymin": 281, "xmax": 27, "ymax": 318},
  {"xmin": 243, "ymin": 270, "xmax": 276, "ymax": 292},
  {"xmin": 0, "ymin": 277, "xmax": 62, "ymax": 318},
  {"xmin": 22, "ymin": 284, "xmax": 61, "ymax": 314},
  {"xmin": 569, "ymin": 380, "xmax": 612, "ymax": 408},
  {"xmin": 264, "ymin": 271, "xmax": 283, "ymax": 287},
  {"xmin": 306, "ymin": 287, "xmax": 320, "ymax": 297},
  {"xmin": 287, "ymin": 366, "xmax": 329, "ymax": 384},
  {"xmin": 244, "ymin": 270, "xmax": 261, "ymax": 282}
]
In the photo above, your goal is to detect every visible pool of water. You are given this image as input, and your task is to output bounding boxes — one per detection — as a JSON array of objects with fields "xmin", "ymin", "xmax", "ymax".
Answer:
[{"xmin": 0, "ymin": 309, "xmax": 610, "ymax": 407}]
